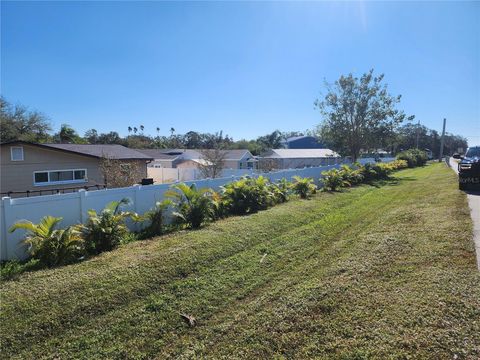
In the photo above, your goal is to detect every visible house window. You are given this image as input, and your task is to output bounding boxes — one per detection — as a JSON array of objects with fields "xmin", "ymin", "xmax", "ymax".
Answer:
[
  {"xmin": 10, "ymin": 146, "xmax": 24, "ymax": 161},
  {"xmin": 33, "ymin": 169, "xmax": 87, "ymax": 186}
]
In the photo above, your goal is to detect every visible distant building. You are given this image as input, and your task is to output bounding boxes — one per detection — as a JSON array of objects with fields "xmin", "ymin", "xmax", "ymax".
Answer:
[
  {"xmin": 260, "ymin": 148, "xmax": 341, "ymax": 169},
  {"xmin": 281, "ymin": 136, "xmax": 324, "ymax": 149},
  {"xmin": 136, "ymin": 149, "xmax": 257, "ymax": 170}
]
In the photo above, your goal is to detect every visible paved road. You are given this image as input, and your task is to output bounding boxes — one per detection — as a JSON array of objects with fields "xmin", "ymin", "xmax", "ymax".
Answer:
[{"xmin": 449, "ymin": 157, "xmax": 480, "ymax": 270}]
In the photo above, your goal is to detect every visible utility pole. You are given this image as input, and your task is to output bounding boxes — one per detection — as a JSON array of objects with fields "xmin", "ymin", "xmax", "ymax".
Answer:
[{"xmin": 438, "ymin": 118, "xmax": 446, "ymax": 162}]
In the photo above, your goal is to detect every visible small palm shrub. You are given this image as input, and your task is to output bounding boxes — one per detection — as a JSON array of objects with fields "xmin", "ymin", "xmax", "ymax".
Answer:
[
  {"xmin": 291, "ymin": 176, "xmax": 317, "ymax": 199},
  {"xmin": 372, "ymin": 163, "xmax": 390, "ymax": 179},
  {"xmin": 166, "ymin": 183, "xmax": 214, "ymax": 229},
  {"xmin": 390, "ymin": 159, "xmax": 408, "ymax": 170},
  {"xmin": 271, "ymin": 178, "xmax": 291, "ymax": 203},
  {"xmin": 359, "ymin": 163, "xmax": 380, "ymax": 182},
  {"xmin": 221, "ymin": 176, "xmax": 275, "ymax": 215},
  {"xmin": 339, "ymin": 165, "xmax": 364, "ymax": 186},
  {"xmin": 396, "ymin": 149, "xmax": 428, "ymax": 167},
  {"xmin": 80, "ymin": 198, "xmax": 136, "ymax": 254},
  {"xmin": 211, "ymin": 190, "xmax": 228, "ymax": 220},
  {"xmin": 9, "ymin": 216, "xmax": 84, "ymax": 267},
  {"xmin": 139, "ymin": 199, "xmax": 173, "ymax": 238},
  {"xmin": 321, "ymin": 169, "xmax": 349, "ymax": 191}
]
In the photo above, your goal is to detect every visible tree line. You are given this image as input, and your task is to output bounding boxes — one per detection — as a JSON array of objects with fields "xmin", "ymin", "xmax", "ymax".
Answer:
[{"xmin": 0, "ymin": 70, "xmax": 468, "ymax": 158}]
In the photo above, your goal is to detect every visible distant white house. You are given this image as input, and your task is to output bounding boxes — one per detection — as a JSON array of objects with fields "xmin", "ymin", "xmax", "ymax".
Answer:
[
  {"xmin": 135, "ymin": 149, "xmax": 257, "ymax": 170},
  {"xmin": 260, "ymin": 148, "xmax": 341, "ymax": 169}
]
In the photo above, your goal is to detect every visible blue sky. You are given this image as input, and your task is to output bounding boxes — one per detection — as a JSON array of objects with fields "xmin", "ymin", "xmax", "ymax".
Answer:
[{"xmin": 1, "ymin": 1, "xmax": 479, "ymax": 144}]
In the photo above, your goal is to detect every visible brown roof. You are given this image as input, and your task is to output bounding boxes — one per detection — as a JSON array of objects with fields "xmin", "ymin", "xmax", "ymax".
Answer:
[
  {"xmin": 133, "ymin": 149, "xmax": 180, "ymax": 160},
  {"xmin": 1, "ymin": 141, "xmax": 153, "ymax": 160},
  {"xmin": 136, "ymin": 148, "xmax": 252, "ymax": 161}
]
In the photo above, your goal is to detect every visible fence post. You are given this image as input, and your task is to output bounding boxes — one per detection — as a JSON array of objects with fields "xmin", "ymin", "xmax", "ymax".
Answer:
[
  {"xmin": 1, "ymin": 197, "xmax": 12, "ymax": 260},
  {"xmin": 79, "ymin": 189, "xmax": 87, "ymax": 223},
  {"xmin": 134, "ymin": 185, "xmax": 141, "ymax": 214}
]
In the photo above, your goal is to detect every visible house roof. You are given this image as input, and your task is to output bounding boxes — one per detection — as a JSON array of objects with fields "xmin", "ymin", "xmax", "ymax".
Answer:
[
  {"xmin": 133, "ymin": 149, "xmax": 180, "ymax": 160},
  {"xmin": 135, "ymin": 148, "xmax": 253, "ymax": 161},
  {"xmin": 284, "ymin": 135, "xmax": 310, "ymax": 142},
  {"xmin": 263, "ymin": 149, "xmax": 340, "ymax": 158},
  {"xmin": 1, "ymin": 141, "xmax": 153, "ymax": 160}
]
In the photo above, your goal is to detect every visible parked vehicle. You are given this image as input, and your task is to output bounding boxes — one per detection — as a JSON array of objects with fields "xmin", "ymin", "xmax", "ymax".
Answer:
[{"xmin": 453, "ymin": 146, "xmax": 480, "ymax": 190}]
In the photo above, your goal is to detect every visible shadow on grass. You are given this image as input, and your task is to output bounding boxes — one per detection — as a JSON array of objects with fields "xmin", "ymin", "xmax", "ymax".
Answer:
[{"xmin": 365, "ymin": 176, "xmax": 417, "ymax": 188}]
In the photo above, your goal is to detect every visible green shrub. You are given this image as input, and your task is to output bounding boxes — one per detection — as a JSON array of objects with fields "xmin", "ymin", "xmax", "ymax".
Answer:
[
  {"xmin": 339, "ymin": 165, "xmax": 364, "ymax": 186},
  {"xmin": 291, "ymin": 176, "xmax": 317, "ymax": 199},
  {"xmin": 79, "ymin": 198, "xmax": 136, "ymax": 254},
  {"xmin": 139, "ymin": 199, "xmax": 173, "ymax": 238},
  {"xmin": 0, "ymin": 259, "xmax": 41, "ymax": 281},
  {"xmin": 221, "ymin": 176, "xmax": 275, "ymax": 215},
  {"xmin": 166, "ymin": 183, "xmax": 215, "ymax": 229},
  {"xmin": 9, "ymin": 216, "xmax": 84, "ymax": 267},
  {"xmin": 358, "ymin": 163, "xmax": 387, "ymax": 182},
  {"xmin": 396, "ymin": 149, "xmax": 428, "ymax": 168},
  {"xmin": 271, "ymin": 178, "xmax": 291, "ymax": 203},
  {"xmin": 321, "ymin": 169, "xmax": 350, "ymax": 191}
]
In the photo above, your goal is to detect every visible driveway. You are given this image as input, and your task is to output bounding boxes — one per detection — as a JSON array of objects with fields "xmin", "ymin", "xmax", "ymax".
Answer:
[{"xmin": 449, "ymin": 157, "xmax": 480, "ymax": 270}]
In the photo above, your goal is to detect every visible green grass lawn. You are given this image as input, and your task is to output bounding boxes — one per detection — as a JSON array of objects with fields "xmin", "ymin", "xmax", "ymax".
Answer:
[{"xmin": 1, "ymin": 163, "xmax": 479, "ymax": 359}]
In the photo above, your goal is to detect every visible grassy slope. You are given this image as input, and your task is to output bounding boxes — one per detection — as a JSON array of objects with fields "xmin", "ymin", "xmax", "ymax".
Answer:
[{"xmin": 1, "ymin": 163, "xmax": 479, "ymax": 359}]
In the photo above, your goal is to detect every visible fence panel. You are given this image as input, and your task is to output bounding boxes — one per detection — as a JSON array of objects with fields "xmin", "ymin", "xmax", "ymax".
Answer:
[{"xmin": 0, "ymin": 158, "xmax": 390, "ymax": 261}]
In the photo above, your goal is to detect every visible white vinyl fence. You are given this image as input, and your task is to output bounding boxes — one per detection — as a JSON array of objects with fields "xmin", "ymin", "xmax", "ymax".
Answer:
[
  {"xmin": 147, "ymin": 157, "xmax": 393, "ymax": 184},
  {"xmin": 0, "ymin": 158, "xmax": 394, "ymax": 261}
]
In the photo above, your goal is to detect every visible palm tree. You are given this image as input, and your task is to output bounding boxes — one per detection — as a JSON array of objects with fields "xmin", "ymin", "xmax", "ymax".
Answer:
[
  {"xmin": 128, "ymin": 126, "xmax": 132, "ymax": 134},
  {"xmin": 9, "ymin": 216, "xmax": 84, "ymax": 267},
  {"xmin": 156, "ymin": 127, "xmax": 160, "ymax": 135},
  {"xmin": 140, "ymin": 125, "xmax": 144, "ymax": 133},
  {"xmin": 170, "ymin": 127, "xmax": 175, "ymax": 136},
  {"xmin": 165, "ymin": 183, "xmax": 214, "ymax": 229},
  {"xmin": 59, "ymin": 124, "xmax": 78, "ymax": 143},
  {"xmin": 133, "ymin": 127, "xmax": 138, "ymax": 134}
]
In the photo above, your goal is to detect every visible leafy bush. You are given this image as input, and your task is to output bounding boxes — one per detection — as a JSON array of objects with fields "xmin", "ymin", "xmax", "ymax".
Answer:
[
  {"xmin": 291, "ymin": 176, "xmax": 317, "ymax": 199},
  {"xmin": 396, "ymin": 149, "xmax": 428, "ymax": 168},
  {"xmin": 339, "ymin": 165, "xmax": 364, "ymax": 186},
  {"xmin": 0, "ymin": 259, "xmax": 41, "ymax": 281},
  {"xmin": 271, "ymin": 178, "xmax": 291, "ymax": 203},
  {"xmin": 79, "ymin": 198, "xmax": 136, "ymax": 254},
  {"xmin": 211, "ymin": 190, "xmax": 228, "ymax": 220},
  {"xmin": 9, "ymin": 216, "xmax": 84, "ymax": 267},
  {"xmin": 139, "ymin": 199, "xmax": 173, "ymax": 238},
  {"xmin": 321, "ymin": 169, "xmax": 350, "ymax": 191},
  {"xmin": 166, "ymin": 183, "xmax": 215, "ymax": 229},
  {"xmin": 390, "ymin": 159, "xmax": 408, "ymax": 170},
  {"xmin": 221, "ymin": 176, "xmax": 275, "ymax": 215}
]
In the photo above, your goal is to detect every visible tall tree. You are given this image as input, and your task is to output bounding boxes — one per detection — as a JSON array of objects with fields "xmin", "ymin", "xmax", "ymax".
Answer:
[
  {"xmin": 256, "ymin": 130, "xmax": 285, "ymax": 152},
  {"xmin": 0, "ymin": 97, "xmax": 52, "ymax": 142},
  {"xmin": 314, "ymin": 70, "xmax": 414, "ymax": 161},
  {"xmin": 140, "ymin": 125, "xmax": 144, "ymax": 133},
  {"xmin": 128, "ymin": 126, "xmax": 132, "ymax": 134},
  {"xmin": 84, "ymin": 129, "xmax": 99, "ymax": 144},
  {"xmin": 55, "ymin": 124, "xmax": 83, "ymax": 143},
  {"xmin": 198, "ymin": 147, "xmax": 227, "ymax": 179}
]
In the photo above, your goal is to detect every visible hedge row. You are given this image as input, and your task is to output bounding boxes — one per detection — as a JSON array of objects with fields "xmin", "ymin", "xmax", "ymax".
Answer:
[{"xmin": 2, "ymin": 156, "xmax": 422, "ymax": 279}]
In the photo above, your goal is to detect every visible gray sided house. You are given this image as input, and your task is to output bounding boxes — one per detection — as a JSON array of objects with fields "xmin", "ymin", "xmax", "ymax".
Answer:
[
  {"xmin": 137, "ymin": 149, "xmax": 257, "ymax": 170},
  {"xmin": 260, "ymin": 149, "xmax": 341, "ymax": 169},
  {"xmin": 0, "ymin": 141, "xmax": 152, "ymax": 197},
  {"xmin": 281, "ymin": 136, "xmax": 324, "ymax": 149}
]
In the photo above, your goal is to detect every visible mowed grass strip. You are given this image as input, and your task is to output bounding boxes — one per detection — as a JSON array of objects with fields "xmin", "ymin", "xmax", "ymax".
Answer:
[{"xmin": 1, "ymin": 163, "xmax": 479, "ymax": 359}]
